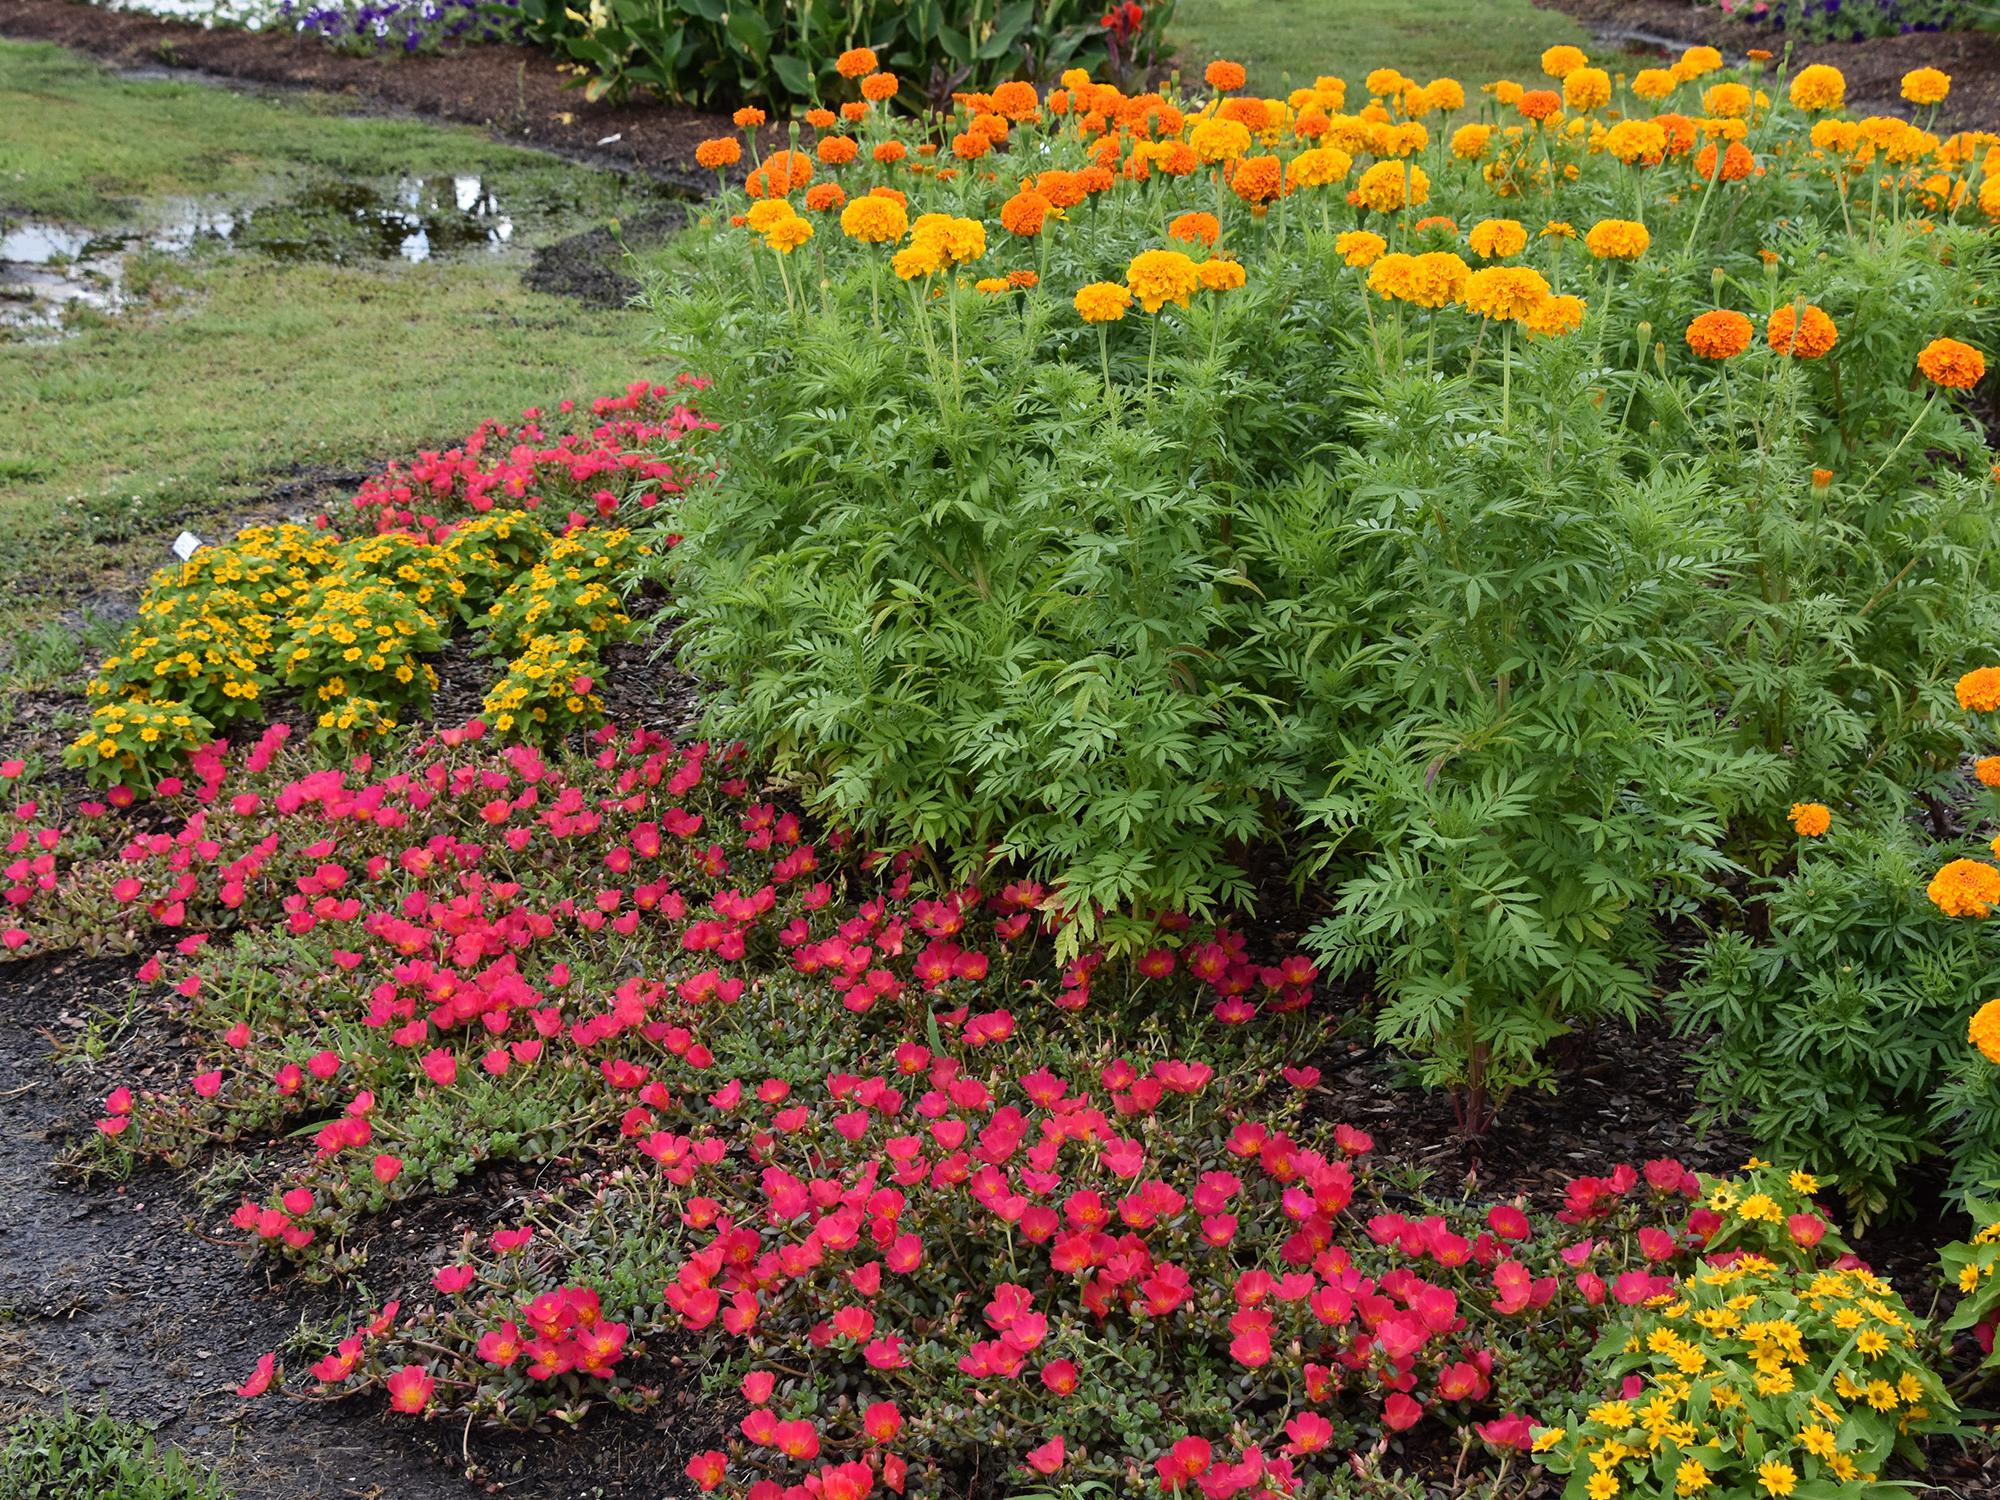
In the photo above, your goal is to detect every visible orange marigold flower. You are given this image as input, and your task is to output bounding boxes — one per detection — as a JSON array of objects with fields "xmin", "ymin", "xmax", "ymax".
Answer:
[
  {"xmin": 1788, "ymin": 802, "xmax": 1831, "ymax": 837},
  {"xmin": 1930, "ymin": 858, "xmax": 2000, "ymax": 917},
  {"xmin": 1584, "ymin": 218, "xmax": 1650, "ymax": 259},
  {"xmin": 1197, "ymin": 257, "xmax": 1247, "ymax": 292},
  {"xmin": 951, "ymin": 132, "xmax": 991, "ymax": 161},
  {"xmin": 733, "ymin": 106, "xmax": 767, "ymax": 128},
  {"xmin": 1790, "ymin": 64, "xmax": 1845, "ymax": 112},
  {"xmin": 1970, "ymin": 999, "xmax": 2000, "ymax": 1063},
  {"xmin": 1703, "ymin": 81, "xmax": 1753, "ymax": 118},
  {"xmin": 1766, "ymin": 303, "xmax": 1838, "ymax": 359},
  {"xmin": 694, "ymin": 136, "xmax": 742, "ymax": 170},
  {"xmin": 1461, "ymin": 264, "xmax": 1551, "ymax": 321},
  {"xmin": 1902, "ymin": 68, "xmax": 1951, "ymax": 106},
  {"xmin": 841, "ymin": 101, "xmax": 868, "ymax": 123},
  {"xmin": 1524, "ymin": 293, "xmax": 1585, "ymax": 337},
  {"xmin": 817, "ymin": 136, "xmax": 859, "ymax": 166},
  {"xmin": 873, "ymin": 141, "xmax": 907, "ymax": 165},
  {"xmin": 999, "ymin": 189, "xmax": 1055, "ymax": 237},
  {"xmin": 745, "ymin": 149, "xmax": 813, "ymax": 198},
  {"xmin": 1812, "ymin": 468, "xmax": 1834, "ymax": 489},
  {"xmin": 1230, "ymin": 155, "xmax": 1285, "ymax": 206},
  {"xmin": 803, "ymin": 182, "xmax": 846, "ymax": 212},
  {"xmin": 862, "ymin": 72, "xmax": 900, "ymax": 103},
  {"xmin": 1693, "ymin": 140, "xmax": 1756, "ymax": 181},
  {"xmin": 1685, "ymin": 309, "xmax": 1753, "ymax": 359},
  {"xmin": 1959, "ymin": 667, "xmax": 2000, "ymax": 712},
  {"xmin": 1518, "ymin": 90, "xmax": 1562, "ymax": 123},
  {"xmin": 1205, "ymin": 59, "xmax": 1248, "ymax": 93},
  {"xmin": 836, "ymin": 46, "xmax": 878, "ymax": 79},
  {"xmin": 1076, "ymin": 165, "xmax": 1115, "ymax": 195},
  {"xmin": 1916, "ymin": 337, "xmax": 1986, "ymax": 389},
  {"xmin": 1167, "ymin": 211, "xmax": 1221, "ymax": 248},
  {"xmin": 1039, "ymin": 171, "xmax": 1087, "ymax": 208},
  {"xmin": 1007, "ymin": 269, "xmax": 1039, "ymax": 288},
  {"xmin": 804, "ymin": 107, "xmax": 837, "ymax": 129},
  {"xmin": 1218, "ymin": 97, "xmax": 1271, "ymax": 132},
  {"xmin": 1412, "ymin": 215, "xmax": 1458, "ymax": 236},
  {"xmin": 992, "ymin": 81, "xmax": 1040, "ymax": 120},
  {"xmin": 1074, "ymin": 281, "xmax": 1132, "ymax": 322},
  {"xmin": 1975, "ymin": 755, "xmax": 2000, "ymax": 788},
  {"xmin": 1156, "ymin": 141, "xmax": 1200, "ymax": 176}
]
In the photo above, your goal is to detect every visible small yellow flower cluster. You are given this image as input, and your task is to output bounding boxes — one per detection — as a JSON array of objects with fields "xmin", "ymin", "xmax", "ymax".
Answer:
[
  {"xmin": 482, "ymin": 630, "xmax": 608, "ymax": 744},
  {"xmin": 66, "ymin": 698, "xmax": 215, "ymax": 789},
  {"xmin": 1538, "ymin": 1217, "xmax": 1953, "ymax": 1500}
]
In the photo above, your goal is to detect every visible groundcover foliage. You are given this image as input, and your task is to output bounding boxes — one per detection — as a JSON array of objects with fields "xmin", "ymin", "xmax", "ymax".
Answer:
[{"xmin": 658, "ymin": 47, "xmax": 2000, "ymax": 1126}]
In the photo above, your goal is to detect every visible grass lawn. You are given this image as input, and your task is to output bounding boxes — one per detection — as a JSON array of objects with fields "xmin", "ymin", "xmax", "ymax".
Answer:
[
  {"xmin": 1167, "ymin": 0, "xmax": 1595, "ymax": 90},
  {"xmin": 0, "ymin": 40, "xmax": 657, "ymax": 632}
]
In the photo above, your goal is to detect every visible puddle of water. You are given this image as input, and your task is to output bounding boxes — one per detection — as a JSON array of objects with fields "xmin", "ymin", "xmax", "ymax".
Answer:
[{"xmin": 0, "ymin": 174, "xmax": 534, "ymax": 336}]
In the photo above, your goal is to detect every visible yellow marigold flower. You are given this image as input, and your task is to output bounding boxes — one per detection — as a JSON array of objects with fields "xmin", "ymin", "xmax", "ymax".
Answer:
[
  {"xmin": 1425, "ymin": 77, "xmax": 1466, "ymax": 111},
  {"xmin": 1336, "ymin": 229, "xmax": 1387, "ymax": 268},
  {"xmin": 1917, "ymin": 337, "xmax": 1986, "ymax": 389},
  {"xmin": 1678, "ymin": 45, "xmax": 1723, "ymax": 80},
  {"xmin": 1604, "ymin": 118, "xmax": 1668, "ymax": 164},
  {"xmin": 1766, "ymin": 303, "xmax": 1838, "ymax": 358},
  {"xmin": 761, "ymin": 214, "xmax": 811, "ymax": 251},
  {"xmin": 1468, "ymin": 217, "xmax": 1528, "ymax": 258},
  {"xmin": 1633, "ymin": 67, "xmax": 1678, "ymax": 102},
  {"xmin": 1189, "ymin": 118, "xmax": 1253, "ymax": 163},
  {"xmin": 1960, "ymin": 666, "xmax": 2000, "ymax": 712},
  {"xmin": 1073, "ymin": 281, "xmax": 1132, "ymax": 322},
  {"xmin": 1196, "ymin": 258, "xmax": 1247, "ymax": 292},
  {"xmin": 1930, "ymin": 857, "xmax": 2000, "ymax": 917},
  {"xmin": 1286, "ymin": 145, "xmax": 1352, "ymax": 189},
  {"xmin": 1788, "ymin": 802, "xmax": 1831, "ymax": 837},
  {"xmin": 1970, "ymin": 999, "xmax": 2000, "ymax": 1063},
  {"xmin": 1541, "ymin": 44, "xmax": 1588, "ymax": 80},
  {"xmin": 1125, "ymin": 249, "xmax": 1201, "ymax": 313},
  {"xmin": 1902, "ymin": 67, "xmax": 1951, "ymax": 106},
  {"xmin": 892, "ymin": 242, "xmax": 942, "ymax": 279},
  {"xmin": 1462, "ymin": 264, "xmax": 1551, "ymax": 321},
  {"xmin": 1791, "ymin": 64, "xmax": 1846, "ymax": 112},
  {"xmin": 1352, "ymin": 159, "xmax": 1429, "ymax": 212},
  {"xmin": 1686, "ymin": 309, "xmax": 1753, "ymax": 358},
  {"xmin": 1585, "ymin": 218, "xmax": 1650, "ymax": 259},
  {"xmin": 1565, "ymin": 67, "xmax": 1612, "ymax": 112},
  {"xmin": 1365, "ymin": 66, "xmax": 1411, "ymax": 96},
  {"xmin": 1704, "ymin": 81, "xmax": 1753, "ymax": 119},
  {"xmin": 1452, "ymin": 123, "xmax": 1494, "ymax": 159},
  {"xmin": 973, "ymin": 277, "xmax": 1010, "ymax": 294},
  {"xmin": 841, "ymin": 195, "xmax": 908, "ymax": 244}
]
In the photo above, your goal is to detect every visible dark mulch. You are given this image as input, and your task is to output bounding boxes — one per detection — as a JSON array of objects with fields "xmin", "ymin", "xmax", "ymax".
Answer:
[
  {"xmin": 0, "ymin": 0, "xmax": 736, "ymax": 188},
  {"xmin": 1535, "ymin": 0, "xmax": 2000, "ymax": 128}
]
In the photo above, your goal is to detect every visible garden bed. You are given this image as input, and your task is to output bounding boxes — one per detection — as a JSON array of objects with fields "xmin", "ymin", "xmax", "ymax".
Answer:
[
  {"xmin": 0, "ymin": 0, "xmax": 735, "ymax": 185},
  {"xmin": 1540, "ymin": 0, "xmax": 2000, "ymax": 125}
]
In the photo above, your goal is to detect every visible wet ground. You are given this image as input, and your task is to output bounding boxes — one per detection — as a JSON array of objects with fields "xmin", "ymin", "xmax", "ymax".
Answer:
[
  {"xmin": 0, "ymin": 950, "xmax": 706, "ymax": 1499},
  {"xmin": 1, "ymin": 168, "xmax": 685, "ymax": 336}
]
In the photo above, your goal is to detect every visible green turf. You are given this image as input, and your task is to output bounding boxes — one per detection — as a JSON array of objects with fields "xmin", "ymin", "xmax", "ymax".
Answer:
[
  {"xmin": 1167, "ymin": 0, "xmax": 1598, "ymax": 92},
  {"xmin": 0, "ymin": 39, "xmax": 658, "ymax": 631}
]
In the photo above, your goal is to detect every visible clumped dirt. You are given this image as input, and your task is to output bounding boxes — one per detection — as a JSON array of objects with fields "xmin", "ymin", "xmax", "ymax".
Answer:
[
  {"xmin": 1536, "ymin": 0, "xmax": 2000, "ymax": 128},
  {"xmin": 0, "ymin": 0, "xmax": 739, "ymax": 188},
  {"xmin": 524, "ymin": 206, "xmax": 689, "ymax": 310}
]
